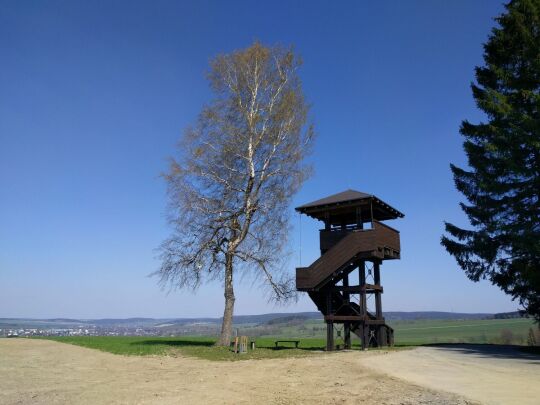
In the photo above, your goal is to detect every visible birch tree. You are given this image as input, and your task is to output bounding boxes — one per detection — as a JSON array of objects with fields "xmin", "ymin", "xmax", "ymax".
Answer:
[{"xmin": 156, "ymin": 43, "xmax": 314, "ymax": 345}]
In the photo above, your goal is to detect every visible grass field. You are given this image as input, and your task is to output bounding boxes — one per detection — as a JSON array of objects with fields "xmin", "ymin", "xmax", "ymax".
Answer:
[
  {"xmin": 39, "ymin": 336, "xmax": 334, "ymax": 361},
  {"xmin": 392, "ymin": 317, "xmax": 535, "ymax": 345},
  {"xmin": 252, "ymin": 317, "xmax": 537, "ymax": 345},
  {"xmin": 38, "ymin": 317, "xmax": 538, "ymax": 361}
]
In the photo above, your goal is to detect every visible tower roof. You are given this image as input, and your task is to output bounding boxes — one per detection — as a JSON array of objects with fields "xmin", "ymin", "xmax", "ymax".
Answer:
[{"xmin": 296, "ymin": 189, "xmax": 404, "ymax": 223}]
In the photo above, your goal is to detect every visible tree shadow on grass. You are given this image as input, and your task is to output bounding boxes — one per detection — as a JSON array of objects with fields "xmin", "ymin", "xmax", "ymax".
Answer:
[
  {"xmin": 131, "ymin": 339, "xmax": 327, "ymax": 353},
  {"xmin": 132, "ymin": 339, "xmax": 214, "ymax": 347}
]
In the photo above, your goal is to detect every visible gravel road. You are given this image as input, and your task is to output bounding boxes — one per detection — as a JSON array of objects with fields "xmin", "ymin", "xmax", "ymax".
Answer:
[{"xmin": 362, "ymin": 344, "xmax": 540, "ymax": 405}]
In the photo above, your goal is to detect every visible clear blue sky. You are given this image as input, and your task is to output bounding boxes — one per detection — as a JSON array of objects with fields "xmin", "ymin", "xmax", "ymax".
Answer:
[{"xmin": 1, "ymin": 0, "xmax": 514, "ymax": 318}]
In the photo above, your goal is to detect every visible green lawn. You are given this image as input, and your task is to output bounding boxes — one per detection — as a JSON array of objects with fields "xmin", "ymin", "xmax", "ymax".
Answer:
[{"xmin": 38, "ymin": 336, "xmax": 335, "ymax": 361}]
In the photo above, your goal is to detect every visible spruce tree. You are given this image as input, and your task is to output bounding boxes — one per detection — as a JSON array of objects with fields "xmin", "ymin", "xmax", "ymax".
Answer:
[{"xmin": 442, "ymin": 0, "xmax": 540, "ymax": 322}]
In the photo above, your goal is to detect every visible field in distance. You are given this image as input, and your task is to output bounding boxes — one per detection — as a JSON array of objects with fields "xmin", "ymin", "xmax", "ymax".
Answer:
[
  {"xmin": 391, "ymin": 317, "xmax": 535, "ymax": 345},
  {"xmin": 250, "ymin": 316, "xmax": 536, "ymax": 345}
]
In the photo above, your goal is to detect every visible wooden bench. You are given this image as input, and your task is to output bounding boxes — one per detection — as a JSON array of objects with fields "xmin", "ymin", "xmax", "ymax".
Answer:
[{"xmin": 274, "ymin": 340, "xmax": 300, "ymax": 348}]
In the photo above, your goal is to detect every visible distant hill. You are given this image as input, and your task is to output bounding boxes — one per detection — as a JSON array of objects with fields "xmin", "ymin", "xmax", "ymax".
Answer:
[
  {"xmin": 264, "ymin": 315, "xmax": 311, "ymax": 325},
  {"xmin": 383, "ymin": 311, "xmax": 493, "ymax": 321},
  {"xmin": 0, "ymin": 311, "xmax": 500, "ymax": 330},
  {"xmin": 89, "ymin": 318, "xmax": 162, "ymax": 326},
  {"xmin": 232, "ymin": 312, "xmax": 322, "ymax": 324},
  {"xmin": 493, "ymin": 311, "xmax": 525, "ymax": 319}
]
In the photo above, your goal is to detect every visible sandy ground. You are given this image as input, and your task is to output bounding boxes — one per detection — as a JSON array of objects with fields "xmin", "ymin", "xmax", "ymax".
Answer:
[
  {"xmin": 0, "ymin": 340, "xmax": 534, "ymax": 404},
  {"xmin": 363, "ymin": 344, "xmax": 540, "ymax": 405}
]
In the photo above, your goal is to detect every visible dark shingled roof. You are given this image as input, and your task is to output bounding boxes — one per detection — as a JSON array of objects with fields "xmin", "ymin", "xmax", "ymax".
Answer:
[
  {"xmin": 295, "ymin": 189, "xmax": 404, "ymax": 221},
  {"xmin": 296, "ymin": 189, "xmax": 372, "ymax": 209}
]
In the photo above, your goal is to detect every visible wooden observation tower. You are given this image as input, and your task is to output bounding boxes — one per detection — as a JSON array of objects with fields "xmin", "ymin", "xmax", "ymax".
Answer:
[{"xmin": 295, "ymin": 190, "xmax": 404, "ymax": 350}]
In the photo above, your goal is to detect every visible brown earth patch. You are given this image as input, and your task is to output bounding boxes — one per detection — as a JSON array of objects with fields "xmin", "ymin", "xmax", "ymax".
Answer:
[{"xmin": 0, "ymin": 339, "xmax": 478, "ymax": 404}]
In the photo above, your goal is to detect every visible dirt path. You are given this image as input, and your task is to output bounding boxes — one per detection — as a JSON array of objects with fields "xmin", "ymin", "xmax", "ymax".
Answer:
[
  {"xmin": 362, "ymin": 344, "xmax": 540, "ymax": 405},
  {"xmin": 0, "ymin": 339, "xmax": 471, "ymax": 405}
]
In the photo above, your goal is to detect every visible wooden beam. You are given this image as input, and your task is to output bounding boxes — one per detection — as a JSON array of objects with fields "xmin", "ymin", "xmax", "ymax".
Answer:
[
  {"xmin": 325, "ymin": 315, "xmax": 364, "ymax": 322},
  {"xmin": 324, "ymin": 315, "xmax": 387, "ymax": 324},
  {"xmin": 332, "ymin": 284, "xmax": 383, "ymax": 293},
  {"xmin": 364, "ymin": 319, "xmax": 387, "ymax": 325}
]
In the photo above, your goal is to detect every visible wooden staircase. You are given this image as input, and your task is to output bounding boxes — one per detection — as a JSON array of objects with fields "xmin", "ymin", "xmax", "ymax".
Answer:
[{"xmin": 296, "ymin": 221, "xmax": 400, "ymax": 291}]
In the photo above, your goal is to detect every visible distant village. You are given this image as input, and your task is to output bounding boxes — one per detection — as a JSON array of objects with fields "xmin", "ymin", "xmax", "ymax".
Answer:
[{"xmin": 0, "ymin": 322, "xmax": 223, "ymax": 338}]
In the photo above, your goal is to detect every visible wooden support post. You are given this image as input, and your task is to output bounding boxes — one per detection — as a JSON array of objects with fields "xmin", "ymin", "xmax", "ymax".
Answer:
[
  {"xmin": 342, "ymin": 269, "xmax": 351, "ymax": 349},
  {"xmin": 373, "ymin": 261, "xmax": 383, "ymax": 347},
  {"xmin": 359, "ymin": 260, "xmax": 369, "ymax": 350},
  {"xmin": 355, "ymin": 207, "xmax": 363, "ymax": 229},
  {"xmin": 344, "ymin": 322, "xmax": 351, "ymax": 349},
  {"xmin": 376, "ymin": 326, "xmax": 383, "ymax": 348},
  {"xmin": 324, "ymin": 211, "xmax": 330, "ymax": 231},
  {"xmin": 326, "ymin": 288, "xmax": 333, "ymax": 315},
  {"xmin": 370, "ymin": 200, "xmax": 374, "ymax": 229},
  {"xmin": 374, "ymin": 261, "xmax": 382, "ymax": 319},
  {"xmin": 326, "ymin": 288, "xmax": 334, "ymax": 351},
  {"xmin": 343, "ymin": 271, "xmax": 350, "ymax": 304},
  {"xmin": 361, "ymin": 324, "xmax": 369, "ymax": 350},
  {"xmin": 359, "ymin": 261, "xmax": 367, "ymax": 318},
  {"xmin": 326, "ymin": 321, "xmax": 334, "ymax": 351}
]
